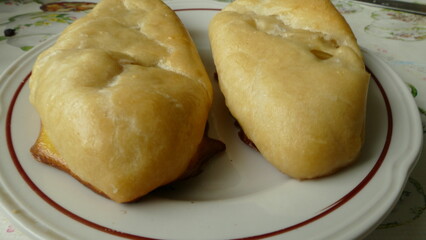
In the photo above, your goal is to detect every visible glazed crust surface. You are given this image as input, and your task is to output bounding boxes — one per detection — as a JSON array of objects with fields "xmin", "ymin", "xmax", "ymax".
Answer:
[
  {"xmin": 30, "ymin": 0, "xmax": 213, "ymax": 202},
  {"xmin": 209, "ymin": 0, "xmax": 370, "ymax": 179}
]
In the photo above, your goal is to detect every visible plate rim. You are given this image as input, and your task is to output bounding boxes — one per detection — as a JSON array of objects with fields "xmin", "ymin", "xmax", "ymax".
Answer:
[{"xmin": 0, "ymin": 6, "xmax": 423, "ymax": 240}]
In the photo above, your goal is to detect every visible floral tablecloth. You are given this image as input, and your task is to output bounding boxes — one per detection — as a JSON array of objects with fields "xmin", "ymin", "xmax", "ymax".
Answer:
[{"xmin": 0, "ymin": 0, "xmax": 425, "ymax": 239}]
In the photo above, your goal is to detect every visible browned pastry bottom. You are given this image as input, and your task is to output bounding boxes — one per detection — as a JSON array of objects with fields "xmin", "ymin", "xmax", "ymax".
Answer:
[
  {"xmin": 175, "ymin": 123, "xmax": 226, "ymax": 180},
  {"xmin": 30, "ymin": 124, "xmax": 225, "ymax": 203},
  {"xmin": 232, "ymin": 119, "xmax": 357, "ymax": 180},
  {"xmin": 234, "ymin": 121, "xmax": 259, "ymax": 151}
]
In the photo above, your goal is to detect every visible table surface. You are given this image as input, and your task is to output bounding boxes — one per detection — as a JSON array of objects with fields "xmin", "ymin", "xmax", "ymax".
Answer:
[{"xmin": 0, "ymin": 0, "xmax": 426, "ymax": 239}]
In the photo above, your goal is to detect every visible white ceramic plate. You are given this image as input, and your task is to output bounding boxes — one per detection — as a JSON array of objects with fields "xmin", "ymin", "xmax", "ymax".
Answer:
[{"xmin": 0, "ymin": 2, "xmax": 423, "ymax": 240}]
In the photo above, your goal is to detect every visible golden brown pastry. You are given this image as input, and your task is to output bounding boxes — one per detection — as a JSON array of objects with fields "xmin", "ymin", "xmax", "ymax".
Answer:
[
  {"xmin": 209, "ymin": 0, "xmax": 370, "ymax": 179},
  {"xmin": 29, "ymin": 0, "xmax": 224, "ymax": 203}
]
